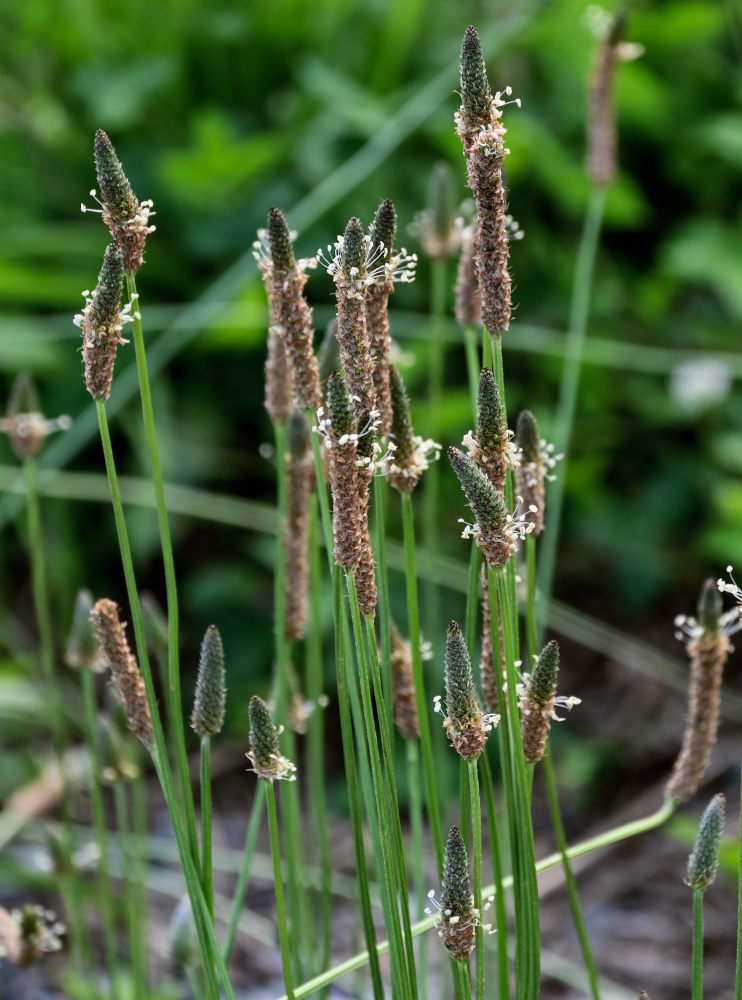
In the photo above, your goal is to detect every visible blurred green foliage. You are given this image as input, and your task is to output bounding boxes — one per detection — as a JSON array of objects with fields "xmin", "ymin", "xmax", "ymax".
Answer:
[{"xmin": 0, "ymin": 0, "xmax": 740, "ymax": 748}]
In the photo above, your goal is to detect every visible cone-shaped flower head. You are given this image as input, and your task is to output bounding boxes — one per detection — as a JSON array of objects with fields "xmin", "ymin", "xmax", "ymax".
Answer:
[
  {"xmin": 322, "ymin": 372, "xmax": 363, "ymax": 572},
  {"xmin": 190, "ymin": 625, "xmax": 226, "ymax": 738},
  {"xmin": 668, "ymin": 578, "xmax": 732, "ymax": 803},
  {"xmin": 0, "ymin": 373, "xmax": 71, "ymax": 461},
  {"xmin": 419, "ymin": 162, "xmax": 461, "ymax": 260},
  {"xmin": 519, "ymin": 639, "xmax": 579, "ymax": 763},
  {"xmin": 64, "ymin": 589, "xmax": 107, "ymax": 672},
  {"xmin": 460, "ymin": 26, "xmax": 493, "ymax": 126},
  {"xmin": 463, "ymin": 367, "xmax": 511, "ymax": 493},
  {"xmin": 369, "ymin": 198, "xmax": 396, "ymax": 262},
  {"xmin": 246, "ymin": 695, "xmax": 296, "ymax": 782},
  {"xmin": 341, "ymin": 217, "xmax": 366, "ymax": 278},
  {"xmin": 255, "ymin": 207, "xmax": 320, "ymax": 410},
  {"xmin": 91, "ymin": 599, "xmax": 153, "ymax": 748},
  {"xmin": 91, "ymin": 130, "xmax": 154, "ymax": 273},
  {"xmin": 437, "ymin": 826, "xmax": 476, "ymax": 960},
  {"xmin": 435, "ymin": 620, "xmax": 496, "ymax": 759},
  {"xmin": 385, "ymin": 367, "xmax": 439, "ymax": 492},
  {"xmin": 687, "ymin": 792, "xmax": 725, "ymax": 891},
  {"xmin": 449, "ymin": 446, "xmax": 532, "ymax": 567},
  {"xmin": 74, "ymin": 242, "xmax": 133, "ymax": 400}
]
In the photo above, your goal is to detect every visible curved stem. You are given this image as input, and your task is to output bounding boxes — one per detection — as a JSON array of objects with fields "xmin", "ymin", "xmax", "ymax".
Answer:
[{"xmin": 125, "ymin": 273, "xmax": 199, "ymax": 863}]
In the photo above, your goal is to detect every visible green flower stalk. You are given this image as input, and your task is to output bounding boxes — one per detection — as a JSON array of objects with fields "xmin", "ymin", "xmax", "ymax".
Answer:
[
  {"xmin": 387, "ymin": 366, "xmax": 440, "ymax": 492},
  {"xmin": 687, "ymin": 793, "xmax": 725, "ymax": 892},
  {"xmin": 479, "ymin": 566, "xmax": 503, "ymax": 714},
  {"xmin": 91, "ymin": 599, "xmax": 154, "ymax": 749},
  {"xmin": 254, "ymin": 207, "xmax": 320, "ymax": 411},
  {"xmin": 64, "ymin": 589, "xmax": 107, "ymax": 673},
  {"xmin": 0, "ymin": 374, "xmax": 70, "ymax": 461},
  {"xmin": 435, "ymin": 620, "xmax": 497, "ymax": 760},
  {"xmin": 87, "ymin": 129, "xmax": 155, "ymax": 274},
  {"xmin": 191, "ymin": 625, "xmax": 226, "ymax": 739},
  {"xmin": 449, "ymin": 445, "xmax": 532, "ymax": 567},
  {"xmin": 456, "ymin": 26, "xmax": 519, "ymax": 337},
  {"xmin": 73, "ymin": 243, "xmax": 133, "ymax": 400},
  {"xmin": 284, "ymin": 409, "xmax": 314, "ymax": 640},
  {"xmin": 366, "ymin": 199, "xmax": 396, "ymax": 434},
  {"xmin": 519, "ymin": 640, "xmax": 580, "ymax": 764},
  {"xmin": 246, "ymin": 695, "xmax": 296, "ymax": 783},
  {"xmin": 667, "ymin": 580, "xmax": 732, "ymax": 803},
  {"xmin": 464, "ymin": 367, "xmax": 511, "ymax": 493}
]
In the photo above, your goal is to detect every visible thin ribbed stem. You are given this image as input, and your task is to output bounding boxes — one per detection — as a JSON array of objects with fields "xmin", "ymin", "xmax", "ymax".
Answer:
[
  {"xmin": 307, "ymin": 499, "xmax": 332, "ymax": 988},
  {"xmin": 96, "ymin": 398, "xmax": 229, "ymax": 999},
  {"xmin": 736, "ymin": 758, "xmax": 742, "ymax": 1000},
  {"xmin": 130, "ymin": 765, "xmax": 150, "ymax": 989},
  {"xmin": 463, "ymin": 325, "xmax": 480, "ymax": 419},
  {"xmin": 80, "ymin": 669, "xmax": 122, "ymax": 998},
  {"xmin": 332, "ymin": 566, "xmax": 385, "ymax": 1000},
  {"xmin": 272, "ymin": 419, "xmax": 289, "ymax": 721},
  {"xmin": 465, "ymin": 544, "xmax": 482, "ymax": 657},
  {"xmin": 223, "ymin": 782, "xmax": 265, "ymax": 961},
  {"xmin": 692, "ymin": 888, "xmax": 704, "ymax": 1000},
  {"xmin": 265, "ymin": 780, "xmax": 295, "ymax": 1000},
  {"xmin": 537, "ymin": 188, "xmax": 606, "ymax": 634},
  {"xmin": 200, "ymin": 736, "xmax": 214, "ymax": 919},
  {"xmin": 113, "ymin": 780, "xmax": 146, "ymax": 997},
  {"xmin": 406, "ymin": 739, "xmax": 427, "ymax": 1000},
  {"xmin": 125, "ymin": 273, "xmax": 199, "ymax": 865},
  {"xmin": 374, "ymin": 474, "xmax": 394, "ymax": 732},
  {"xmin": 401, "ymin": 491, "xmax": 444, "ymax": 866},
  {"xmin": 525, "ymin": 534, "xmax": 538, "ymax": 661},
  {"xmin": 480, "ymin": 752, "xmax": 509, "ymax": 1000},
  {"xmin": 542, "ymin": 752, "xmax": 601, "ymax": 1000},
  {"xmin": 469, "ymin": 759, "xmax": 484, "ymax": 1000}
]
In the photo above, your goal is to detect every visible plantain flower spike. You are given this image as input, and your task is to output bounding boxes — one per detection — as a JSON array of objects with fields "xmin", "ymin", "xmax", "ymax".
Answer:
[
  {"xmin": 90, "ymin": 599, "xmax": 153, "ymax": 748},
  {"xmin": 455, "ymin": 220, "xmax": 482, "ymax": 328},
  {"xmin": 457, "ymin": 26, "xmax": 519, "ymax": 337},
  {"xmin": 434, "ymin": 620, "xmax": 497, "ymax": 759},
  {"xmin": 284, "ymin": 408, "xmax": 314, "ymax": 640},
  {"xmin": 463, "ymin": 367, "xmax": 512, "ymax": 493},
  {"xmin": 425, "ymin": 827, "xmax": 493, "ymax": 960},
  {"xmin": 84, "ymin": 129, "xmax": 155, "ymax": 273},
  {"xmin": 0, "ymin": 373, "xmax": 71, "ymax": 461},
  {"xmin": 65, "ymin": 588, "xmax": 108, "ymax": 672},
  {"xmin": 449, "ymin": 445, "xmax": 533, "ymax": 567},
  {"xmin": 687, "ymin": 792, "xmax": 725, "ymax": 892},
  {"xmin": 254, "ymin": 207, "xmax": 320, "ymax": 411},
  {"xmin": 386, "ymin": 366, "xmax": 440, "ymax": 492},
  {"xmin": 74, "ymin": 242, "xmax": 134, "ymax": 400},
  {"xmin": 246, "ymin": 695, "xmax": 296, "ymax": 782},
  {"xmin": 417, "ymin": 162, "xmax": 462, "ymax": 260},
  {"xmin": 519, "ymin": 639, "xmax": 580, "ymax": 763},
  {"xmin": 668, "ymin": 579, "xmax": 733, "ymax": 803},
  {"xmin": 391, "ymin": 624, "xmax": 419, "ymax": 740},
  {"xmin": 190, "ymin": 625, "xmax": 226, "ymax": 739}
]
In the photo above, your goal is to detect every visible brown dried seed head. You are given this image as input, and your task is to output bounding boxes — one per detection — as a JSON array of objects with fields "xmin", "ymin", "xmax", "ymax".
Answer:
[
  {"xmin": 667, "ymin": 581, "xmax": 730, "ymax": 803},
  {"xmin": 264, "ymin": 324, "xmax": 293, "ymax": 423},
  {"xmin": 90, "ymin": 599, "xmax": 153, "ymax": 748},
  {"xmin": 586, "ymin": 13, "xmax": 625, "ymax": 188},
  {"xmin": 391, "ymin": 625, "xmax": 419, "ymax": 740},
  {"xmin": 75, "ymin": 243, "xmax": 129, "ymax": 400},
  {"xmin": 334, "ymin": 217, "xmax": 376, "ymax": 419},
  {"xmin": 325, "ymin": 372, "xmax": 363, "ymax": 572},
  {"xmin": 479, "ymin": 566, "xmax": 505, "ymax": 715},
  {"xmin": 366, "ymin": 281, "xmax": 393, "ymax": 436},
  {"xmin": 455, "ymin": 222, "xmax": 482, "ymax": 327},
  {"xmin": 285, "ymin": 410, "xmax": 314, "ymax": 640}
]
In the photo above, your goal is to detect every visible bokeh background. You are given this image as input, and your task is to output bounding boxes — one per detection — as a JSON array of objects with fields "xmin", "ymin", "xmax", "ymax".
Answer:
[{"xmin": 1, "ymin": 0, "xmax": 741, "ymax": 995}]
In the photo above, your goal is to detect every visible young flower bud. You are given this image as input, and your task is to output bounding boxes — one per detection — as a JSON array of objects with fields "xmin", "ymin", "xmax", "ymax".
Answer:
[
  {"xmin": 479, "ymin": 565, "xmax": 505, "ymax": 714},
  {"xmin": 520, "ymin": 640, "xmax": 558, "ymax": 763},
  {"xmin": 0, "ymin": 373, "xmax": 71, "ymax": 461},
  {"xmin": 65, "ymin": 588, "xmax": 107, "ymax": 672},
  {"xmin": 449, "ymin": 446, "xmax": 531, "ymax": 567},
  {"xmin": 466, "ymin": 368, "xmax": 510, "ymax": 492},
  {"xmin": 91, "ymin": 598, "xmax": 153, "ymax": 748},
  {"xmin": 341, "ymin": 217, "xmax": 366, "ymax": 277},
  {"xmin": 460, "ymin": 26, "xmax": 493, "ymax": 126},
  {"xmin": 246, "ymin": 695, "xmax": 296, "ymax": 782},
  {"xmin": 267, "ymin": 205, "xmax": 296, "ymax": 277},
  {"xmin": 439, "ymin": 826, "xmax": 476, "ymax": 960},
  {"xmin": 190, "ymin": 625, "xmax": 226, "ymax": 738},
  {"xmin": 687, "ymin": 793, "xmax": 725, "ymax": 891},
  {"xmin": 368, "ymin": 198, "xmax": 396, "ymax": 262},
  {"xmin": 435, "ymin": 620, "xmax": 494, "ymax": 759},
  {"xmin": 667, "ymin": 579, "xmax": 731, "ymax": 803},
  {"xmin": 74, "ymin": 242, "xmax": 133, "ymax": 400},
  {"xmin": 92, "ymin": 130, "xmax": 155, "ymax": 273}
]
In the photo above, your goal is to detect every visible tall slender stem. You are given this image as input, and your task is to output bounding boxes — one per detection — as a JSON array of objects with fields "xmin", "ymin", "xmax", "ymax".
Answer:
[
  {"xmin": 401, "ymin": 490, "xmax": 443, "ymax": 866},
  {"xmin": 736, "ymin": 759, "xmax": 742, "ymax": 1000},
  {"xmin": 200, "ymin": 735, "xmax": 214, "ymax": 919},
  {"xmin": 113, "ymin": 780, "xmax": 146, "ymax": 997},
  {"xmin": 469, "ymin": 759, "xmax": 484, "ymax": 1000},
  {"xmin": 463, "ymin": 324, "xmax": 480, "ymax": 419},
  {"xmin": 125, "ymin": 273, "xmax": 199, "ymax": 863},
  {"xmin": 692, "ymin": 888, "xmax": 704, "ymax": 1000},
  {"xmin": 223, "ymin": 782, "xmax": 266, "ymax": 961},
  {"xmin": 266, "ymin": 780, "xmax": 295, "ymax": 1000},
  {"xmin": 537, "ymin": 188, "xmax": 606, "ymax": 630},
  {"xmin": 406, "ymin": 739, "xmax": 427, "ymax": 1000},
  {"xmin": 480, "ymin": 752, "xmax": 509, "ymax": 1000}
]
